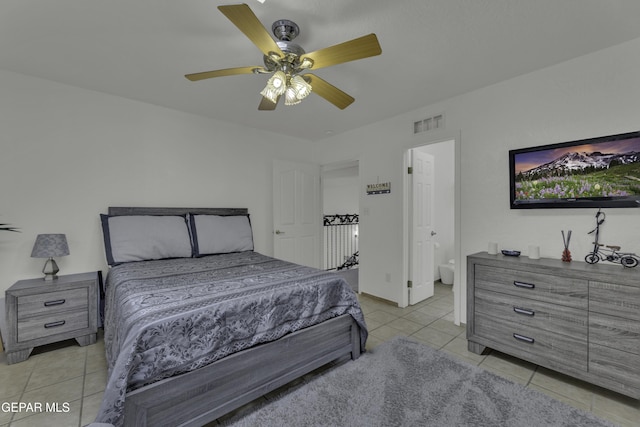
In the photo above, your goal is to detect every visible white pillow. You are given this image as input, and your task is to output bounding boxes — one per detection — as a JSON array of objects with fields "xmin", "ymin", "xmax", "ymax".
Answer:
[
  {"xmin": 190, "ymin": 214, "xmax": 254, "ymax": 256},
  {"xmin": 101, "ymin": 215, "xmax": 192, "ymax": 265}
]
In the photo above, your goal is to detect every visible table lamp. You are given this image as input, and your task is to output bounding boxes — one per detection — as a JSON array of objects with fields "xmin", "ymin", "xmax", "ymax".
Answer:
[{"xmin": 30, "ymin": 234, "xmax": 70, "ymax": 280}]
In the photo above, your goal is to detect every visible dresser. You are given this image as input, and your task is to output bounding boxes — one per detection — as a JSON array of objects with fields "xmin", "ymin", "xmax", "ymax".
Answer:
[
  {"xmin": 467, "ymin": 252, "xmax": 640, "ymax": 399},
  {"xmin": 1, "ymin": 272, "xmax": 98, "ymax": 364}
]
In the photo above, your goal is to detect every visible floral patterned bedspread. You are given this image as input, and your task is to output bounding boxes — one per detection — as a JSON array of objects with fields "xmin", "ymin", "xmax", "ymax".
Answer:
[{"xmin": 95, "ymin": 251, "xmax": 367, "ymax": 426}]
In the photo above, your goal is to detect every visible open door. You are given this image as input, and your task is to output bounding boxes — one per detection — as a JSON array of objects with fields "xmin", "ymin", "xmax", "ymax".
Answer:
[
  {"xmin": 409, "ymin": 149, "xmax": 435, "ymax": 304},
  {"xmin": 273, "ymin": 160, "xmax": 321, "ymax": 268}
]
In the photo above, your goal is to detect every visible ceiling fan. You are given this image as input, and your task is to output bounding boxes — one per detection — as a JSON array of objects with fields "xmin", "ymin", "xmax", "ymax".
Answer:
[{"xmin": 185, "ymin": 3, "xmax": 382, "ymax": 110}]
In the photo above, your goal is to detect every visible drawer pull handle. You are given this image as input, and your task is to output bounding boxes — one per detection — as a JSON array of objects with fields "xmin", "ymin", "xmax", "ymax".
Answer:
[
  {"xmin": 513, "ymin": 281, "xmax": 535, "ymax": 289},
  {"xmin": 513, "ymin": 307, "xmax": 535, "ymax": 316},
  {"xmin": 513, "ymin": 333, "xmax": 534, "ymax": 344},
  {"xmin": 44, "ymin": 299, "xmax": 66, "ymax": 307},
  {"xmin": 44, "ymin": 320, "xmax": 66, "ymax": 329}
]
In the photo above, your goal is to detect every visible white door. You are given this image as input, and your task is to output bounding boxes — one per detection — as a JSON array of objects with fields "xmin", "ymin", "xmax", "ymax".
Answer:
[
  {"xmin": 409, "ymin": 149, "xmax": 435, "ymax": 304},
  {"xmin": 273, "ymin": 160, "xmax": 321, "ymax": 268}
]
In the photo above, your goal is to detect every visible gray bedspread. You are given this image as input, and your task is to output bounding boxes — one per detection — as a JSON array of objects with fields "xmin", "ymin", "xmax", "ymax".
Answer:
[{"xmin": 95, "ymin": 251, "xmax": 367, "ymax": 426}]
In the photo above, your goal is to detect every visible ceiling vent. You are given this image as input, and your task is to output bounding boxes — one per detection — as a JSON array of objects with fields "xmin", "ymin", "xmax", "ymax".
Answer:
[{"xmin": 413, "ymin": 113, "xmax": 444, "ymax": 134}]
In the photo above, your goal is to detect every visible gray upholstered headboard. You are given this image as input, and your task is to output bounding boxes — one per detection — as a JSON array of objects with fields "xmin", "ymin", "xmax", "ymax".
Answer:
[{"xmin": 108, "ymin": 207, "xmax": 248, "ymax": 216}]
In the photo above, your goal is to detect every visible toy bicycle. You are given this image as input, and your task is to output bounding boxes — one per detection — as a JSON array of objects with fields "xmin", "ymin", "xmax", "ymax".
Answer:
[
  {"xmin": 585, "ymin": 208, "xmax": 639, "ymax": 268},
  {"xmin": 585, "ymin": 243, "xmax": 639, "ymax": 268}
]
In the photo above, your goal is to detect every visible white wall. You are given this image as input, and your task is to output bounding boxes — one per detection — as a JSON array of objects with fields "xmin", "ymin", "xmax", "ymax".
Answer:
[
  {"xmin": 0, "ymin": 70, "xmax": 312, "ymax": 294},
  {"xmin": 323, "ymin": 166, "xmax": 359, "ymax": 215},
  {"xmin": 312, "ymin": 37, "xmax": 640, "ymax": 321}
]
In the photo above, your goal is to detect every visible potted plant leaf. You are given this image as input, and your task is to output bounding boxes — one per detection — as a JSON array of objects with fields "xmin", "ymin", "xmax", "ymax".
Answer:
[{"xmin": 0, "ymin": 223, "xmax": 19, "ymax": 232}]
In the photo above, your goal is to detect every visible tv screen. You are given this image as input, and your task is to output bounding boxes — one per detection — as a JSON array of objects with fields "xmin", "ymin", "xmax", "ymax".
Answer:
[{"xmin": 509, "ymin": 131, "xmax": 640, "ymax": 209}]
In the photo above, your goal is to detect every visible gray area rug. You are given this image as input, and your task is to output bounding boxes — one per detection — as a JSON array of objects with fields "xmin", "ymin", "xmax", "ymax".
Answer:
[{"xmin": 221, "ymin": 337, "xmax": 616, "ymax": 427}]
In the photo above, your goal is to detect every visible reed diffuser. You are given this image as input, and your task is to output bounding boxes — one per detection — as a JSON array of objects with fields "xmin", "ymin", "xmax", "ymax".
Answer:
[{"xmin": 561, "ymin": 230, "xmax": 572, "ymax": 262}]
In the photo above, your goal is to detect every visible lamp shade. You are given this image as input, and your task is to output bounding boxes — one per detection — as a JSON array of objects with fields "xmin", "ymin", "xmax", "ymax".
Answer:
[
  {"xmin": 31, "ymin": 234, "xmax": 70, "ymax": 258},
  {"xmin": 290, "ymin": 75, "xmax": 312, "ymax": 100},
  {"xmin": 260, "ymin": 70, "xmax": 287, "ymax": 103}
]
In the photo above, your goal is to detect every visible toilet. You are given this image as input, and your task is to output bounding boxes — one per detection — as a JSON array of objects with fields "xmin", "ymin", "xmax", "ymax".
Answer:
[{"xmin": 439, "ymin": 259, "xmax": 455, "ymax": 285}]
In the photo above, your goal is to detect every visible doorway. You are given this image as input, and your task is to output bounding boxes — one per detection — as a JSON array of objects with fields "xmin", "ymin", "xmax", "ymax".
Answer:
[
  {"xmin": 404, "ymin": 137, "xmax": 460, "ymax": 325},
  {"xmin": 321, "ymin": 160, "xmax": 360, "ymax": 292}
]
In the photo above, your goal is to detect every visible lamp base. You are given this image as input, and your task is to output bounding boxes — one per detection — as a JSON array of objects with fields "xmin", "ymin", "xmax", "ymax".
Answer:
[{"xmin": 42, "ymin": 258, "xmax": 59, "ymax": 281}]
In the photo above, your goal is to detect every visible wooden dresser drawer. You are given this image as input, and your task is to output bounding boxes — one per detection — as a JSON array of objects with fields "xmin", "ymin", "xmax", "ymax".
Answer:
[
  {"xmin": 589, "ymin": 281, "xmax": 640, "ymax": 321},
  {"xmin": 475, "ymin": 288, "xmax": 587, "ymax": 339},
  {"xmin": 17, "ymin": 288, "xmax": 88, "ymax": 319},
  {"xmin": 17, "ymin": 310, "xmax": 89, "ymax": 342},
  {"xmin": 475, "ymin": 264, "xmax": 587, "ymax": 309},
  {"xmin": 475, "ymin": 311, "xmax": 588, "ymax": 374},
  {"xmin": 589, "ymin": 343, "xmax": 640, "ymax": 397},
  {"xmin": 590, "ymin": 312, "xmax": 640, "ymax": 355}
]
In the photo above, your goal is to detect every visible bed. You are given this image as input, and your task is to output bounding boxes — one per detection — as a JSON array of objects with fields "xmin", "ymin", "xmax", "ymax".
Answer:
[{"xmin": 94, "ymin": 207, "xmax": 367, "ymax": 427}]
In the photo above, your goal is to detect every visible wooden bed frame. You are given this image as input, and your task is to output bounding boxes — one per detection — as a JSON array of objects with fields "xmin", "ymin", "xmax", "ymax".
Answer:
[{"xmin": 106, "ymin": 207, "xmax": 364, "ymax": 427}]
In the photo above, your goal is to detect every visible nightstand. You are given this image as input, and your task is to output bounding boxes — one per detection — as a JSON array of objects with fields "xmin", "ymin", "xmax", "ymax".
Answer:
[{"xmin": 1, "ymin": 272, "xmax": 98, "ymax": 364}]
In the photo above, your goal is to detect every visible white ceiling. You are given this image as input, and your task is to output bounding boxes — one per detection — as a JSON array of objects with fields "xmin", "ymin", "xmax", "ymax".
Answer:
[{"xmin": 3, "ymin": 0, "xmax": 640, "ymax": 142}]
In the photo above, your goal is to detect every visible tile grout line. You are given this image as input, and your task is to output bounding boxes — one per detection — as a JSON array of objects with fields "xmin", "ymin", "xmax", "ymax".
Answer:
[
  {"xmin": 12, "ymin": 358, "xmax": 36, "ymax": 425},
  {"xmin": 78, "ymin": 346, "xmax": 89, "ymax": 427}
]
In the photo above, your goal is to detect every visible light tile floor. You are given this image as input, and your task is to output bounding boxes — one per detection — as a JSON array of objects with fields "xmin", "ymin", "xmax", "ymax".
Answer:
[
  {"xmin": 0, "ymin": 332, "xmax": 107, "ymax": 427},
  {"xmin": 1, "ymin": 281, "xmax": 638, "ymax": 426}
]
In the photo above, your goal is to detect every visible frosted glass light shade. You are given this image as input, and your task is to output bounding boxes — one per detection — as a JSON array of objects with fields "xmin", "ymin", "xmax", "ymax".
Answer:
[
  {"xmin": 284, "ymin": 75, "xmax": 312, "ymax": 105},
  {"xmin": 260, "ymin": 70, "xmax": 287, "ymax": 103},
  {"xmin": 284, "ymin": 86, "xmax": 302, "ymax": 105},
  {"xmin": 291, "ymin": 75, "xmax": 312, "ymax": 100}
]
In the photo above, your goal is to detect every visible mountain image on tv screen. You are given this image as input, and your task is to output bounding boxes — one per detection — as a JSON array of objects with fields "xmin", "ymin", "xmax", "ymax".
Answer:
[{"xmin": 514, "ymin": 137, "xmax": 640, "ymax": 201}]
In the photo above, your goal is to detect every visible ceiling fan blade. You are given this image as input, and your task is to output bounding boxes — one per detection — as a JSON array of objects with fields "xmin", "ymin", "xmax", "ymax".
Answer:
[
  {"xmin": 218, "ymin": 4, "xmax": 284, "ymax": 59},
  {"xmin": 185, "ymin": 66, "xmax": 266, "ymax": 81},
  {"xmin": 301, "ymin": 34, "xmax": 381, "ymax": 71},
  {"xmin": 258, "ymin": 96, "xmax": 279, "ymax": 110},
  {"xmin": 305, "ymin": 74, "xmax": 355, "ymax": 109}
]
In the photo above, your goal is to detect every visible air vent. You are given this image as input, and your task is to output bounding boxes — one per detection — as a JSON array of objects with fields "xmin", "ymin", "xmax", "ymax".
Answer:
[{"xmin": 413, "ymin": 113, "xmax": 444, "ymax": 134}]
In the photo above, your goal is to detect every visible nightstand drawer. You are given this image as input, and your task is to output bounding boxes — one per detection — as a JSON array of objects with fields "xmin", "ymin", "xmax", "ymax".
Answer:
[
  {"xmin": 17, "ymin": 310, "xmax": 89, "ymax": 342},
  {"xmin": 17, "ymin": 288, "xmax": 88, "ymax": 319}
]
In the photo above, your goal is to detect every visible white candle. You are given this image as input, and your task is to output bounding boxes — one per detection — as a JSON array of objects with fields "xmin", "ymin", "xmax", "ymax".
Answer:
[
  {"xmin": 488, "ymin": 242, "xmax": 498, "ymax": 255},
  {"xmin": 529, "ymin": 245, "xmax": 540, "ymax": 259}
]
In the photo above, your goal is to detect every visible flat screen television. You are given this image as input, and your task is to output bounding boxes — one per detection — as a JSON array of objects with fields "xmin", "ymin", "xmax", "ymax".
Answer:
[{"xmin": 509, "ymin": 131, "xmax": 640, "ymax": 209}]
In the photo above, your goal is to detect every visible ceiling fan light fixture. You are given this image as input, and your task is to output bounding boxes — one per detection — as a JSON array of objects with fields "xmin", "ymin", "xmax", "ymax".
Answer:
[
  {"xmin": 260, "ymin": 86, "xmax": 279, "ymax": 104},
  {"xmin": 270, "ymin": 70, "xmax": 287, "ymax": 91},
  {"xmin": 284, "ymin": 86, "xmax": 302, "ymax": 106},
  {"xmin": 260, "ymin": 70, "xmax": 287, "ymax": 103},
  {"xmin": 290, "ymin": 74, "xmax": 312, "ymax": 100},
  {"xmin": 284, "ymin": 75, "xmax": 312, "ymax": 106}
]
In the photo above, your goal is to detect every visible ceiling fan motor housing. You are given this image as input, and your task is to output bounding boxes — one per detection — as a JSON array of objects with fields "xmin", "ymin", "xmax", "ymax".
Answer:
[
  {"xmin": 263, "ymin": 20, "xmax": 306, "ymax": 72},
  {"xmin": 272, "ymin": 19, "xmax": 299, "ymax": 41}
]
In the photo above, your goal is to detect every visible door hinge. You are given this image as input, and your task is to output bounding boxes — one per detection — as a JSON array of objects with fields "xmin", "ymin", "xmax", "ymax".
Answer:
[
  {"xmin": 407, "ymin": 167, "xmax": 413, "ymax": 174},
  {"xmin": 407, "ymin": 280, "xmax": 413, "ymax": 288}
]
